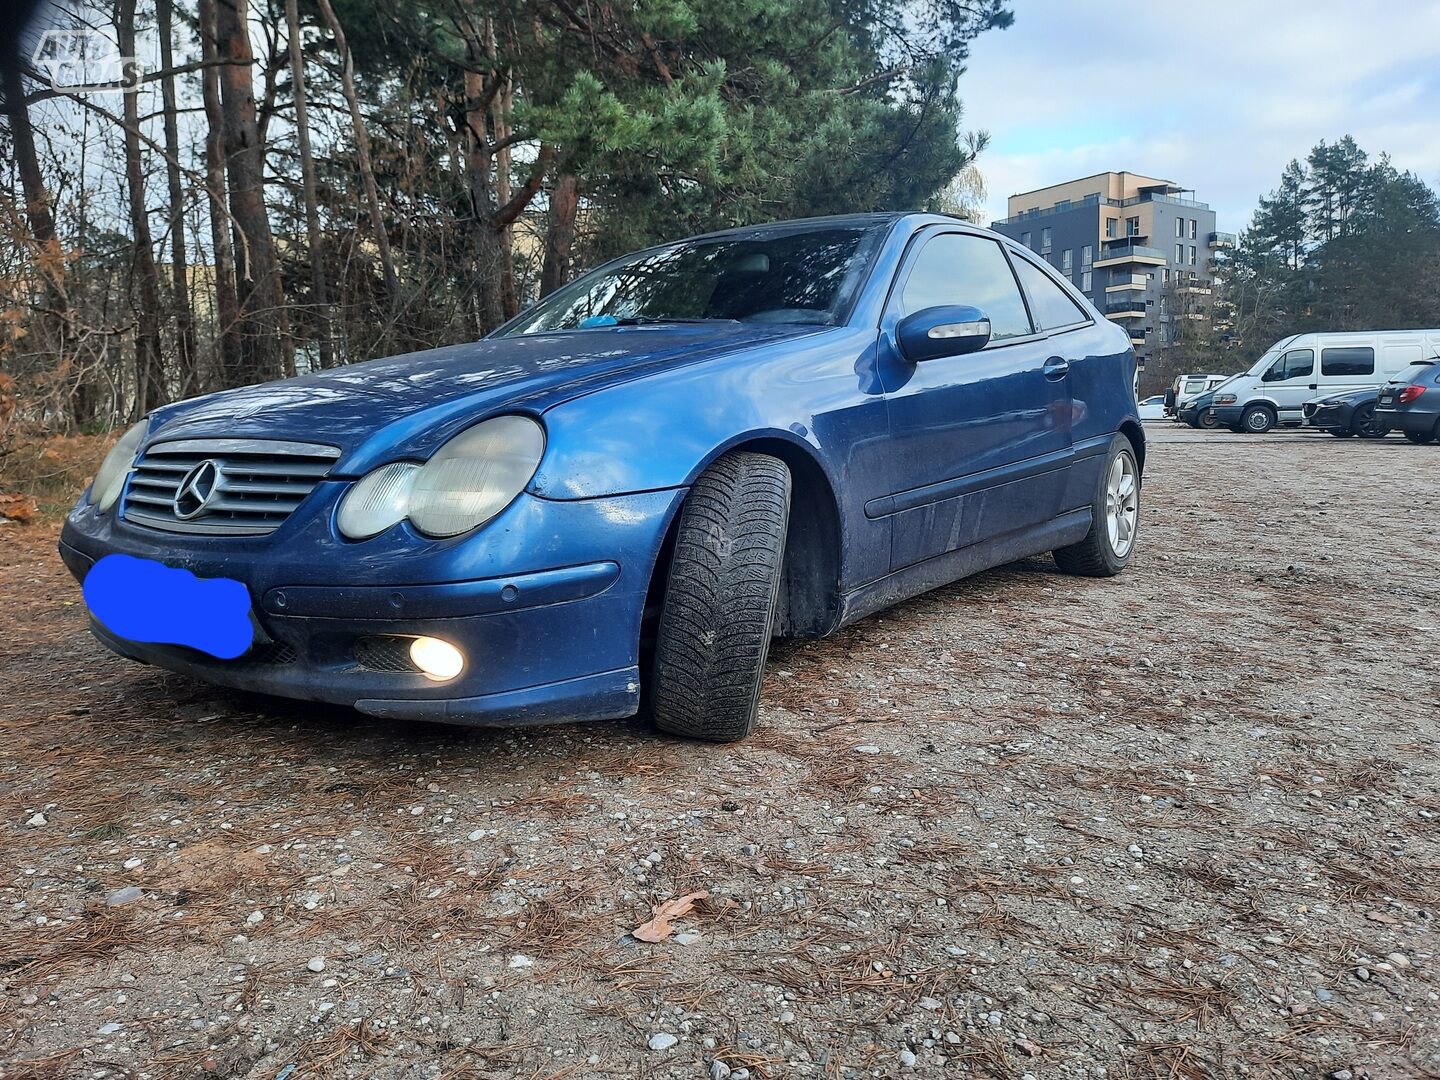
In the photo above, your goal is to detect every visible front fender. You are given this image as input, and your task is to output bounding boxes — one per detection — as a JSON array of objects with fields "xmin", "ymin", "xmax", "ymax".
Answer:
[{"xmin": 529, "ymin": 328, "xmax": 879, "ymax": 501}]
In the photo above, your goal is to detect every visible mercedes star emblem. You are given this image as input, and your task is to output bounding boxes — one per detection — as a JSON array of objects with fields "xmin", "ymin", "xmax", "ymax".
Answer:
[{"xmin": 173, "ymin": 459, "xmax": 222, "ymax": 519}]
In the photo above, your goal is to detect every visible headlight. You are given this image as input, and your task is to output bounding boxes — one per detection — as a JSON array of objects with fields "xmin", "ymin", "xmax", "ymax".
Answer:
[
  {"xmin": 89, "ymin": 420, "xmax": 148, "ymax": 512},
  {"xmin": 1213, "ymin": 393, "xmax": 1237, "ymax": 405},
  {"xmin": 337, "ymin": 415, "xmax": 545, "ymax": 540}
]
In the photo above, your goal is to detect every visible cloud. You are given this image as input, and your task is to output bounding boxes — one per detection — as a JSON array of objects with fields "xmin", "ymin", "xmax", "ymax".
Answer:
[{"xmin": 960, "ymin": 0, "xmax": 1440, "ymax": 229}]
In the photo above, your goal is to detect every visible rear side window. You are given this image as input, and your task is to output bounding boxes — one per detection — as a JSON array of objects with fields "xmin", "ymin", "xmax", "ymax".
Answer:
[
  {"xmin": 1010, "ymin": 256, "xmax": 1090, "ymax": 330},
  {"xmin": 1321, "ymin": 346, "xmax": 1375, "ymax": 376},
  {"xmin": 899, "ymin": 234, "xmax": 1033, "ymax": 340}
]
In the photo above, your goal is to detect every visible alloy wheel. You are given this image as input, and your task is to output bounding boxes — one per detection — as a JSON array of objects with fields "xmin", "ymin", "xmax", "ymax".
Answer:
[{"xmin": 1105, "ymin": 452, "xmax": 1139, "ymax": 557}]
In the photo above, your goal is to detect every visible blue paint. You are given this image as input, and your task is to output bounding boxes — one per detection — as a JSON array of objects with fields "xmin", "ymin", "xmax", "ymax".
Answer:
[
  {"xmin": 60, "ymin": 212, "xmax": 1142, "ymax": 728},
  {"xmin": 83, "ymin": 553, "xmax": 252, "ymax": 659}
]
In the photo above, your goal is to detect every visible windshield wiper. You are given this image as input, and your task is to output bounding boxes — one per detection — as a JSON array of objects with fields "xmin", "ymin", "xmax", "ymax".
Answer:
[{"xmin": 612, "ymin": 315, "xmax": 739, "ymax": 326}]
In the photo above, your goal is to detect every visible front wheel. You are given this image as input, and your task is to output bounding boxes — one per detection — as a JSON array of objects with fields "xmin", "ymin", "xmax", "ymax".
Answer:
[
  {"xmin": 1240, "ymin": 405, "xmax": 1275, "ymax": 434},
  {"xmin": 1352, "ymin": 404, "xmax": 1388, "ymax": 439},
  {"xmin": 650, "ymin": 452, "xmax": 791, "ymax": 742},
  {"xmin": 1198, "ymin": 411, "xmax": 1220, "ymax": 429},
  {"xmin": 1053, "ymin": 435, "xmax": 1139, "ymax": 577}
]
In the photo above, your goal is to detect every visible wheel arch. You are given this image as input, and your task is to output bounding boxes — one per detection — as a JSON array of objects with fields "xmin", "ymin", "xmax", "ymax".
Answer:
[
  {"xmin": 648, "ymin": 433, "xmax": 844, "ymax": 640},
  {"xmin": 1118, "ymin": 419, "xmax": 1146, "ymax": 474}
]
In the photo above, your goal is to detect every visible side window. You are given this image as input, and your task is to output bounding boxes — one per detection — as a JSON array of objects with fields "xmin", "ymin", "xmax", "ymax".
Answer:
[
  {"xmin": 899, "ymin": 234, "xmax": 1032, "ymax": 340},
  {"xmin": 1321, "ymin": 346, "xmax": 1375, "ymax": 376},
  {"xmin": 1263, "ymin": 348, "xmax": 1314, "ymax": 382},
  {"xmin": 1011, "ymin": 256, "xmax": 1090, "ymax": 330}
]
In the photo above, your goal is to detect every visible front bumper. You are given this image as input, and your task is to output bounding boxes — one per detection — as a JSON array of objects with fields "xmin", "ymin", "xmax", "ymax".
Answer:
[
  {"xmin": 59, "ymin": 486, "xmax": 685, "ymax": 726},
  {"xmin": 1210, "ymin": 404, "xmax": 1245, "ymax": 427},
  {"xmin": 1302, "ymin": 402, "xmax": 1351, "ymax": 431}
]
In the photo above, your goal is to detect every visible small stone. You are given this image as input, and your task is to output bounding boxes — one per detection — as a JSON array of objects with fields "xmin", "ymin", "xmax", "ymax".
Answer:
[
  {"xmin": 1315, "ymin": 988, "xmax": 1333, "ymax": 1002},
  {"xmin": 1331, "ymin": 1071, "xmax": 1353, "ymax": 1080},
  {"xmin": 122, "ymin": 857, "xmax": 143, "ymax": 870},
  {"xmin": 919, "ymin": 996, "xmax": 942, "ymax": 1011},
  {"xmin": 467, "ymin": 830, "xmax": 484, "ymax": 842},
  {"xmin": 306, "ymin": 957, "xmax": 326, "ymax": 973},
  {"xmin": 779, "ymin": 1010, "xmax": 795, "ymax": 1023},
  {"xmin": 855, "ymin": 745, "xmax": 881, "ymax": 754},
  {"xmin": 647, "ymin": 1032, "xmax": 678, "ymax": 1051},
  {"xmin": 899, "ymin": 1049, "xmax": 917, "ymax": 1068},
  {"xmin": 106, "ymin": 886, "xmax": 142, "ymax": 907},
  {"xmin": 674, "ymin": 931, "xmax": 701, "ymax": 946},
  {"xmin": 97, "ymin": 1022, "xmax": 121, "ymax": 1035},
  {"xmin": 1387, "ymin": 952, "xmax": 1410, "ymax": 968},
  {"xmin": 710, "ymin": 1061, "xmax": 732, "ymax": 1080},
  {"xmin": 26, "ymin": 813, "xmax": 47, "ymax": 827},
  {"xmin": 245, "ymin": 911, "xmax": 264, "ymax": 925},
  {"xmin": 508, "ymin": 954, "xmax": 534, "ymax": 969},
  {"xmin": 1355, "ymin": 967, "xmax": 1370, "ymax": 981}
]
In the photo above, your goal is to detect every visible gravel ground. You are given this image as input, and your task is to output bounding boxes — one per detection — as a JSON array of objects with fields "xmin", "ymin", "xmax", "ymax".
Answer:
[{"xmin": 1, "ymin": 426, "xmax": 1437, "ymax": 1080}]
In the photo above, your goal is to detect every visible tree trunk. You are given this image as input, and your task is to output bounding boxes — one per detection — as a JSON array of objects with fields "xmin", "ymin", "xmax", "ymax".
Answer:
[
  {"xmin": 285, "ymin": 0, "xmax": 336, "ymax": 368},
  {"xmin": 314, "ymin": 0, "xmax": 400, "ymax": 304},
  {"xmin": 117, "ymin": 0, "xmax": 167, "ymax": 416},
  {"xmin": 156, "ymin": 0, "xmax": 199, "ymax": 398},
  {"xmin": 486, "ymin": 19, "xmax": 517, "ymax": 317},
  {"xmin": 211, "ymin": 0, "xmax": 288, "ymax": 387},
  {"xmin": 541, "ymin": 171, "xmax": 579, "ymax": 296},
  {"xmin": 462, "ymin": 63, "xmax": 505, "ymax": 331},
  {"xmin": 199, "ymin": 0, "xmax": 243, "ymax": 386},
  {"xmin": 1, "ymin": 57, "xmax": 88, "ymax": 425}
]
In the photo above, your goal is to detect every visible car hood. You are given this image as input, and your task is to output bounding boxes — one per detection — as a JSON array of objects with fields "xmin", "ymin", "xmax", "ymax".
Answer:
[{"xmin": 145, "ymin": 323, "xmax": 820, "ymax": 470}]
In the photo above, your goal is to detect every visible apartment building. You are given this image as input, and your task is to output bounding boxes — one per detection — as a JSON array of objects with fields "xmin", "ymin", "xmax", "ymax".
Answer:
[{"xmin": 990, "ymin": 171, "xmax": 1234, "ymax": 366}]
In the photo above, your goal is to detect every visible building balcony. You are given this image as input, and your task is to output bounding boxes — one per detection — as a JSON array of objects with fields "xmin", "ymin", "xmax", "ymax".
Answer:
[
  {"xmin": 1209, "ymin": 231, "xmax": 1237, "ymax": 248},
  {"xmin": 1093, "ymin": 244, "xmax": 1167, "ymax": 268},
  {"xmin": 1105, "ymin": 275, "xmax": 1148, "ymax": 292},
  {"xmin": 1105, "ymin": 299, "xmax": 1148, "ymax": 318}
]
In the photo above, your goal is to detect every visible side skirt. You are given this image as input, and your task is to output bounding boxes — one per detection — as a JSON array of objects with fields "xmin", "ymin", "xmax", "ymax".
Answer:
[{"xmin": 833, "ymin": 508, "xmax": 1093, "ymax": 630}]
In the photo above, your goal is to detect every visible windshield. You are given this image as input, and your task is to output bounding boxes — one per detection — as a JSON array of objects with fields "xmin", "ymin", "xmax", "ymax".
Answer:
[{"xmin": 496, "ymin": 225, "xmax": 883, "ymax": 337}]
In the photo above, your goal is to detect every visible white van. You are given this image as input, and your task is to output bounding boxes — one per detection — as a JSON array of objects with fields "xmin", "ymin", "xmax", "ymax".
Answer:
[{"xmin": 1210, "ymin": 330, "xmax": 1440, "ymax": 433}]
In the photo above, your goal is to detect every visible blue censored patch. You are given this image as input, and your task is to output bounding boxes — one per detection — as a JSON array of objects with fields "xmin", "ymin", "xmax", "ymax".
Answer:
[
  {"xmin": 577, "ymin": 314, "xmax": 618, "ymax": 328},
  {"xmin": 83, "ymin": 554, "xmax": 254, "ymax": 660}
]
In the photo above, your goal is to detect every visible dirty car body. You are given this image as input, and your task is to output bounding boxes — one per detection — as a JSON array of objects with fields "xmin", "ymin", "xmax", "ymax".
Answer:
[{"xmin": 60, "ymin": 213, "xmax": 1142, "ymax": 728}]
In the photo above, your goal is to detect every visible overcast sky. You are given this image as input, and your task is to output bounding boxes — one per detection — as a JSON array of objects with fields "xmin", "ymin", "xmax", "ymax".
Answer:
[{"xmin": 961, "ymin": 0, "xmax": 1440, "ymax": 231}]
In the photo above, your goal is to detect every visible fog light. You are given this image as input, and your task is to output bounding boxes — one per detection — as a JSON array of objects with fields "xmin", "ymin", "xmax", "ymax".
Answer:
[{"xmin": 409, "ymin": 636, "xmax": 464, "ymax": 681}]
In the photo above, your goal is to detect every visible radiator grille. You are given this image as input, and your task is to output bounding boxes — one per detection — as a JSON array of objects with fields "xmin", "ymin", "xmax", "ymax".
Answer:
[{"xmin": 122, "ymin": 438, "xmax": 341, "ymax": 536}]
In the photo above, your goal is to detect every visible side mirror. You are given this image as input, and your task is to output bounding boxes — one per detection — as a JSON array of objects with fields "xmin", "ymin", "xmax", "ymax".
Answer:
[{"xmin": 896, "ymin": 305, "xmax": 992, "ymax": 362}]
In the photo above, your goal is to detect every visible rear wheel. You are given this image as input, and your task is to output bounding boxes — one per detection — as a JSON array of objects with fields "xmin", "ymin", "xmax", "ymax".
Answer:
[
  {"xmin": 650, "ymin": 452, "xmax": 791, "ymax": 742},
  {"xmin": 1403, "ymin": 430, "xmax": 1435, "ymax": 445},
  {"xmin": 1053, "ymin": 435, "xmax": 1139, "ymax": 578},
  {"xmin": 1240, "ymin": 405, "xmax": 1275, "ymax": 434},
  {"xmin": 1351, "ymin": 403, "xmax": 1388, "ymax": 439}
]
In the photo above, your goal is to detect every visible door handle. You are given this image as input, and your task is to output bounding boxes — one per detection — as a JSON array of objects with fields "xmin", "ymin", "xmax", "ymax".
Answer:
[{"xmin": 1042, "ymin": 356, "xmax": 1070, "ymax": 381}]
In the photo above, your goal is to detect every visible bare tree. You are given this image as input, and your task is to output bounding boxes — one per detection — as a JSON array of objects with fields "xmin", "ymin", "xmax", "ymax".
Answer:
[
  {"xmin": 211, "ymin": 0, "xmax": 288, "ymax": 386},
  {"xmin": 314, "ymin": 0, "xmax": 399, "ymax": 305},
  {"xmin": 284, "ymin": 0, "xmax": 334, "ymax": 368},
  {"xmin": 115, "ymin": 0, "xmax": 167, "ymax": 414},
  {"xmin": 156, "ymin": 0, "xmax": 199, "ymax": 396},
  {"xmin": 198, "ymin": 0, "xmax": 242, "ymax": 383}
]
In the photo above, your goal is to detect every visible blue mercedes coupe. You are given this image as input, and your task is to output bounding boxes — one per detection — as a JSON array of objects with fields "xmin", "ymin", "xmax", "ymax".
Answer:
[{"xmin": 61, "ymin": 213, "xmax": 1143, "ymax": 741}]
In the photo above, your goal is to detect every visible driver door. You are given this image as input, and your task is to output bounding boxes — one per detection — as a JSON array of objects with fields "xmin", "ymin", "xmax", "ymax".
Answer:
[
  {"xmin": 1262, "ymin": 347, "xmax": 1315, "ymax": 420},
  {"xmin": 875, "ymin": 229, "xmax": 1074, "ymax": 570}
]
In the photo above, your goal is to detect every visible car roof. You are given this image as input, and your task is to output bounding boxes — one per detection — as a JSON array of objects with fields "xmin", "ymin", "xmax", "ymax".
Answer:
[{"xmin": 683, "ymin": 212, "xmax": 912, "ymax": 243}]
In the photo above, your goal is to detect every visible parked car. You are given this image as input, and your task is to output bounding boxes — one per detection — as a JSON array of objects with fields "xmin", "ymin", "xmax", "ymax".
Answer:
[
  {"xmin": 1301, "ymin": 387, "xmax": 1390, "ymax": 438},
  {"xmin": 60, "ymin": 213, "xmax": 1144, "ymax": 742},
  {"xmin": 1137, "ymin": 394, "xmax": 1167, "ymax": 420},
  {"xmin": 1210, "ymin": 329, "xmax": 1440, "ymax": 433},
  {"xmin": 1178, "ymin": 386, "xmax": 1229, "ymax": 428},
  {"xmin": 1172, "ymin": 373, "xmax": 1231, "ymax": 418},
  {"xmin": 1375, "ymin": 359, "xmax": 1440, "ymax": 444}
]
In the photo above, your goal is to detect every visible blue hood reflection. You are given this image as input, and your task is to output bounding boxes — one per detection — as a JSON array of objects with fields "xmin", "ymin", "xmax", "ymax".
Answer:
[{"xmin": 146, "ymin": 323, "xmax": 820, "ymax": 464}]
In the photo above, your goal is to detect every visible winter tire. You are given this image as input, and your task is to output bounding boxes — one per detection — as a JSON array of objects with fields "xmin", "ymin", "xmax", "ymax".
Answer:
[{"xmin": 650, "ymin": 452, "xmax": 791, "ymax": 742}]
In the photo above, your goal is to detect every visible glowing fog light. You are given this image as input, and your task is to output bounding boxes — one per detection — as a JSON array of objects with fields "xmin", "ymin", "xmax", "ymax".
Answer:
[{"xmin": 409, "ymin": 636, "xmax": 464, "ymax": 681}]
